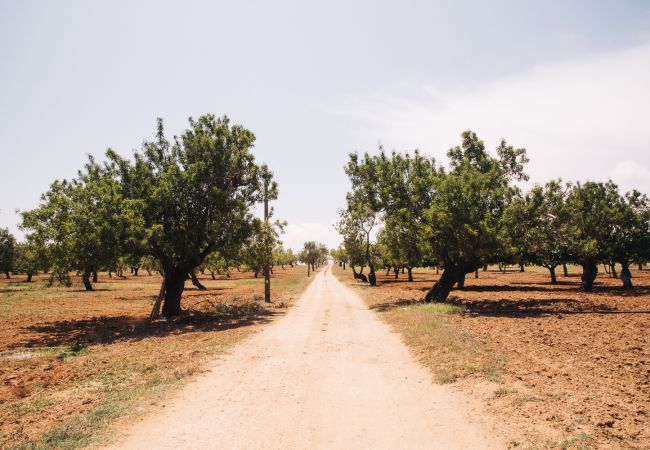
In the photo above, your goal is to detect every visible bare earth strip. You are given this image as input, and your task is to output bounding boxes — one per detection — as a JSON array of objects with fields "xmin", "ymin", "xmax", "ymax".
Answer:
[{"xmin": 108, "ymin": 265, "xmax": 501, "ymax": 449}]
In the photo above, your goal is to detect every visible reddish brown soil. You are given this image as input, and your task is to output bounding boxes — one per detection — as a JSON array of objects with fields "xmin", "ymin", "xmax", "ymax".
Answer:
[
  {"xmin": 0, "ymin": 268, "xmax": 311, "ymax": 448},
  {"xmin": 351, "ymin": 266, "xmax": 650, "ymax": 449}
]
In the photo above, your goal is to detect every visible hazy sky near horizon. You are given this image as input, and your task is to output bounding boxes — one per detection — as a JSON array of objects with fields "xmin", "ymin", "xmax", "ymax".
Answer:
[{"xmin": 2, "ymin": 0, "xmax": 650, "ymax": 251}]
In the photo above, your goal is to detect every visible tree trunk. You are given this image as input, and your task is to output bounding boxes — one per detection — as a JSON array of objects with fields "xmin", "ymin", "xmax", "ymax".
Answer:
[
  {"xmin": 211, "ymin": 271, "xmax": 216, "ymax": 280},
  {"xmin": 563, "ymin": 263, "xmax": 569, "ymax": 277},
  {"xmin": 343, "ymin": 262, "xmax": 346, "ymax": 270},
  {"xmin": 425, "ymin": 267, "xmax": 462, "ymax": 302},
  {"xmin": 189, "ymin": 272, "xmax": 206, "ymax": 290},
  {"xmin": 82, "ymin": 270, "xmax": 93, "ymax": 291},
  {"xmin": 386, "ymin": 267, "xmax": 391, "ymax": 276},
  {"xmin": 161, "ymin": 269, "xmax": 185, "ymax": 317},
  {"xmin": 4, "ymin": 271, "xmax": 9, "ymax": 279},
  {"xmin": 368, "ymin": 262, "xmax": 377, "ymax": 286},
  {"xmin": 581, "ymin": 258, "xmax": 598, "ymax": 291},
  {"xmin": 548, "ymin": 266, "xmax": 557, "ymax": 284},
  {"xmin": 92, "ymin": 270, "xmax": 98, "ymax": 283},
  {"xmin": 474, "ymin": 269, "xmax": 479, "ymax": 279},
  {"xmin": 134, "ymin": 267, "xmax": 139, "ymax": 276},
  {"xmin": 307, "ymin": 263, "xmax": 310, "ymax": 277},
  {"xmin": 146, "ymin": 269, "xmax": 152, "ymax": 276},
  {"xmin": 393, "ymin": 266, "xmax": 399, "ymax": 279},
  {"xmin": 352, "ymin": 265, "xmax": 367, "ymax": 282},
  {"xmin": 456, "ymin": 273, "xmax": 465, "ymax": 289},
  {"xmin": 108, "ymin": 271, "xmax": 112, "ymax": 278},
  {"xmin": 26, "ymin": 273, "xmax": 33, "ymax": 282},
  {"xmin": 254, "ymin": 271, "xmax": 259, "ymax": 278},
  {"xmin": 639, "ymin": 263, "xmax": 643, "ymax": 271},
  {"xmin": 620, "ymin": 261, "xmax": 633, "ymax": 289},
  {"xmin": 519, "ymin": 263, "xmax": 525, "ymax": 272},
  {"xmin": 610, "ymin": 263, "xmax": 617, "ymax": 279},
  {"xmin": 407, "ymin": 267, "xmax": 413, "ymax": 282},
  {"xmin": 149, "ymin": 280, "xmax": 165, "ymax": 320}
]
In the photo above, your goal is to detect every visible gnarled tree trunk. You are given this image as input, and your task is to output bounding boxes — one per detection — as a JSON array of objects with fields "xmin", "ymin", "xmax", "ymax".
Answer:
[
  {"xmin": 425, "ymin": 267, "xmax": 461, "ymax": 302},
  {"xmin": 351, "ymin": 265, "xmax": 368, "ymax": 282},
  {"xmin": 620, "ymin": 261, "xmax": 633, "ymax": 289},
  {"xmin": 581, "ymin": 258, "xmax": 598, "ymax": 291},
  {"xmin": 189, "ymin": 271, "xmax": 206, "ymax": 290},
  {"xmin": 161, "ymin": 268, "xmax": 186, "ymax": 317},
  {"xmin": 547, "ymin": 265, "xmax": 557, "ymax": 284},
  {"xmin": 367, "ymin": 262, "xmax": 377, "ymax": 286},
  {"xmin": 407, "ymin": 267, "xmax": 413, "ymax": 282},
  {"xmin": 82, "ymin": 269, "xmax": 93, "ymax": 291},
  {"xmin": 26, "ymin": 273, "xmax": 33, "ymax": 282}
]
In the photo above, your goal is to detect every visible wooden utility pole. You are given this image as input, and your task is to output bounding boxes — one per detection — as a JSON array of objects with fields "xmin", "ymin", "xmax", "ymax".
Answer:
[{"xmin": 263, "ymin": 175, "xmax": 271, "ymax": 303}]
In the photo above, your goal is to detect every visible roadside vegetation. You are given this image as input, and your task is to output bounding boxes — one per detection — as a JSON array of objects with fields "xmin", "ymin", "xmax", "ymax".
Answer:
[
  {"xmin": 0, "ymin": 266, "xmax": 314, "ymax": 449},
  {"xmin": 333, "ymin": 130, "xmax": 650, "ymax": 298},
  {"xmin": 335, "ymin": 264, "xmax": 649, "ymax": 448},
  {"xmin": 0, "ymin": 113, "xmax": 329, "ymax": 448},
  {"xmin": 333, "ymin": 131, "xmax": 649, "ymax": 448}
]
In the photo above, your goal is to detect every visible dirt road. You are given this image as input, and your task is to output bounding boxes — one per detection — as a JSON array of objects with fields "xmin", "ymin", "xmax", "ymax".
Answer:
[{"xmin": 109, "ymin": 265, "xmax": 500, "ymax": 449}]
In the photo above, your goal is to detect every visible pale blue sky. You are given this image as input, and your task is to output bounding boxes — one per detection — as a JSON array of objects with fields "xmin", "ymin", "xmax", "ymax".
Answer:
[{"xmin": 2, "ymin": 0, "xmax": 650, "ymax": 250}]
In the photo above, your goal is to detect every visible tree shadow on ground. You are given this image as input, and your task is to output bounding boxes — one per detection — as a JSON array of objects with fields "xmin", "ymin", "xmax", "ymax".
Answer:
[
  {"xmin": 369, "ymin": 296, "xmax": 650, "ymax": 318},
  {"xmin": 12, "ymin": 306, "xmax": 280, "ymax": 349},
  {"xmin": 464, "ymin": 297, "xmax": 650, "ymax": 318},
  {"xmin": 369, "ymin": 298, "xmax": 423, "ymax": 312},
  {"xmin": 378, "ymin": 278, "xmax": 439, "ymax": 285}
]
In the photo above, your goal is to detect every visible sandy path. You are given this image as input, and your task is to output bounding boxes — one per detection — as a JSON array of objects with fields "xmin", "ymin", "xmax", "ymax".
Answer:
[{"xmin": 109, "ymin": 265, "xmax": 500, "ymax": 449}]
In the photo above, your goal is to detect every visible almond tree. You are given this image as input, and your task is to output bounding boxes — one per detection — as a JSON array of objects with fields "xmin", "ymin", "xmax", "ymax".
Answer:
[
  {"xmin": 424, "ymin": 132, "xmax": 528, "ymax": 301},
  {"xmin": 21, "ymin": 158, "xmax": 127, "ymax": 290},
  {"xmin": 0, "ymin": 228, "xmax": 16, "ymax": 279},
  {"xmin": 500, "ymin": 180, "xmax": 570, "ymax": 284},
  {"xmin": 564, "ymin": 181, "xmax": 620, "ymax": 291},
  {"xmin": 109, "ymin": 115, "xmax": 264, "ymax": 317}
]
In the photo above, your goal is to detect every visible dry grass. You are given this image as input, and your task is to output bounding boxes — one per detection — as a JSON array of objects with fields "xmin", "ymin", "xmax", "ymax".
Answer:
[
  {"xmin": 0, "ymin": 266, "xmax": 314, "ymax": 449},
  {"xmin": 333, "ymin": 265, "xmax": 502, "ymax": 384},
  {"xmin": 333, "ymin": 263, "xmax": 650, "ymax": 449}
]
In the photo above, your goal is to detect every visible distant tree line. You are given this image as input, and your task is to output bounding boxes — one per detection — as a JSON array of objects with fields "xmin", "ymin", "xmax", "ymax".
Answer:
[
  {"xmin": 0, "ymin": 115, "xmax": 294, "ymax": 318},
  {"xmin": 334, "ymin": 131, "xmax": 650, "ymax": 301}
]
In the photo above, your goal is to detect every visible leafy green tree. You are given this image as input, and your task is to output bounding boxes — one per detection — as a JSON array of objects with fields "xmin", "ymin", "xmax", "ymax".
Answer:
[
  {"xmin": 602, "ymin": 188, "xmax": 650, "ymax": 288},
  {"xmin": 202, "ymin": 251, "xmax": 233, "ymax": 279},
  {"xmin": 564, "ymin": 181, "xmax": 620, "ymax": 291},
  {"xmin": 373, "ymin": 150, "xmax": 436, "ymax": 281},
  {"xmin": 109, "ymin": 115, "xmax": 264, "ymax": 317},
  {"xmin": 14, "ymin": 239, "xmax": 49, "ymax": 282},
  {"xmin": 299, "ymin": 241, "xmax": 317, "ymax": 276},
  {"xmin": 330, "ymin": 245, "xmax": 349, "ymax": 269},
  {"xmin": 0, "ymin": 228, "xmax": 16, "ymax": 278},
  {"xmin": 21, "ymin": 158, "xmax": 127, "ymax": 290},
  {"xmin": 273, "ymin": 245, "xmax": 297, "ymax": 269},
  {"xmin": 424, "ymin": 132, "xmax": 528, "ymax": 301},
  {"xmin": 299, "ymin": 241, "xmax": 328, "ymax": 275},
  {"xmin": 336, "ymin": 206, "xmax": 378, "ymax": 285},
  {"xmin": 500, "ymin": 180, "xmax": 571, "ymax": 284},
  {"xmin": 140, "ymin": 255, "xmax": 161, "ymax": 276}
]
